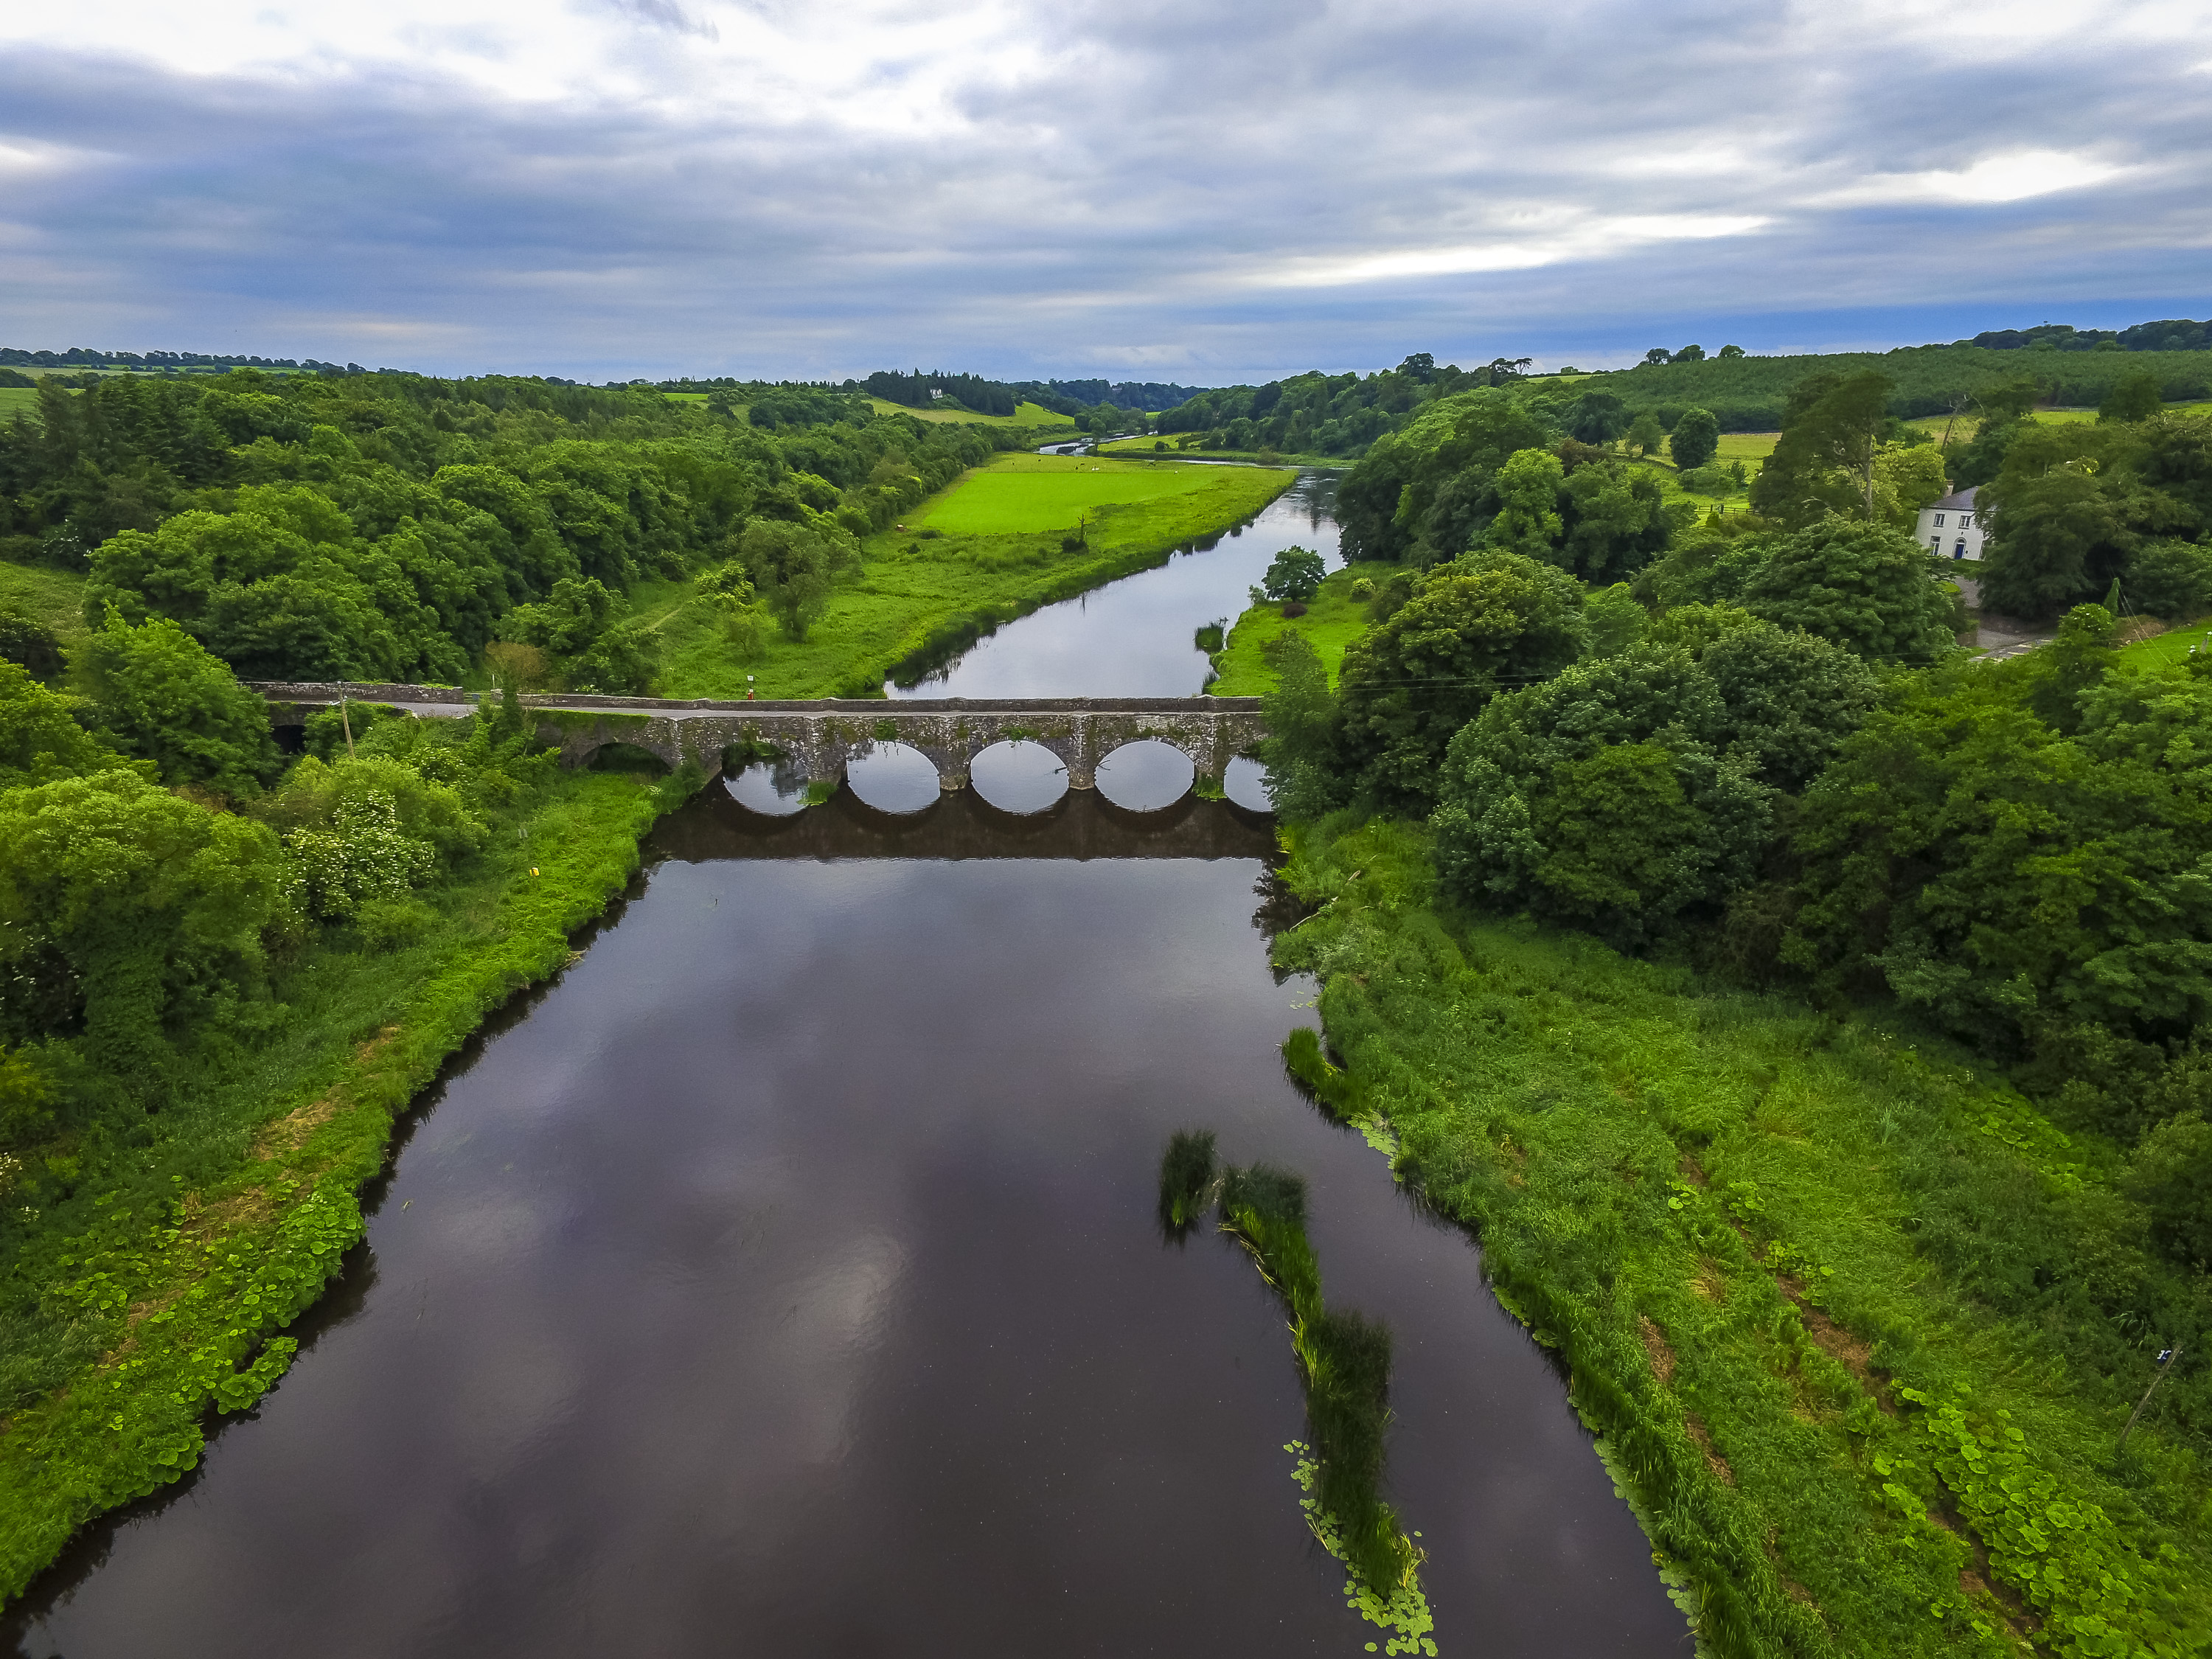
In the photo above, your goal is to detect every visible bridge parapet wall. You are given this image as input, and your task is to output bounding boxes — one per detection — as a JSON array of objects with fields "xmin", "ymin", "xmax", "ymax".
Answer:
[{"xmin": 247, "ymin": 684, "xmax": 1267, "ymax": 795}]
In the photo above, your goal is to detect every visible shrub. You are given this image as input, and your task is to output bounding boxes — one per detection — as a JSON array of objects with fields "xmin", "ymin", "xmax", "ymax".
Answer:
[
  {"xmin": 0, "ymin": 610, "xmax": 63, "ymax": 682},
  {"xmin": 2124, "ymin": 538, "xmax": 2212, "ymax": 619},
  {"xmin": 0, "ymin": 770, "xmax": 287, "ymax": 1063},
  {"xmin": 76, "ymin": 611, "xmax": 279, "ymax": 796},
  {"xmin": 0, "ymin": 661, "xmax": 114, "ymax": 787}
]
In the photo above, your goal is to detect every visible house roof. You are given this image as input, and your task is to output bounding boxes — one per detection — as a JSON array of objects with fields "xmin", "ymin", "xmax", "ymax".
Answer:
[{"xmin": 1931, "ymin": 484, "xmax": 1978, "ymax": 511}]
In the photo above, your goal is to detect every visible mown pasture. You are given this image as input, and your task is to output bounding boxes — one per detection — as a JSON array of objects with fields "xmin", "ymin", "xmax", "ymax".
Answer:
[{"xmin": 913, "ymin": 452, "xmax": 1230, "ymax": 534}]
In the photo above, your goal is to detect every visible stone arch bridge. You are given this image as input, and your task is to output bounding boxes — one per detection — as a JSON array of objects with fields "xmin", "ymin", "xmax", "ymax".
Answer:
[{"xmin": 251, "ymin": 684, "xmax": 1268, "ymax": 795}]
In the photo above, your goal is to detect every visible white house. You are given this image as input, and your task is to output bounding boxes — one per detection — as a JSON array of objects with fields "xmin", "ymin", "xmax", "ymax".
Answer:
[{"xmin": 1916, "ymin": 486, "xmax": 1985, "ymax": 563}]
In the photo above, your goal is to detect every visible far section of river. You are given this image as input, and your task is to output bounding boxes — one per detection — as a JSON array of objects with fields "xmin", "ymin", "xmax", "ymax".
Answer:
[{"xmin": 886, "ymin": 467, "xmax": 1340, "ymax": 700}]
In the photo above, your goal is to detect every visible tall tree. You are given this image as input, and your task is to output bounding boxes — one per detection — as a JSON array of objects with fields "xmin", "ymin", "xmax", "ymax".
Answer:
[
  {"xmin": 1747, "ymin": 372, "xmax": 1894, "ymax": 526},
  {"xmin": 1669, "ymin": 407, "xmax": 1720, "ymax": 471}
]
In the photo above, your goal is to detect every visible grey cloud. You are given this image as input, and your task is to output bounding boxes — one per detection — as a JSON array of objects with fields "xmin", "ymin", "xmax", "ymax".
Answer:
[
  {"xmin": 597, "ymin": 0, "xmax": 720, "ymax": 39},
  {"xmin": 0, "ymin": 2, "xmax": 2205, "ymax": 382}
]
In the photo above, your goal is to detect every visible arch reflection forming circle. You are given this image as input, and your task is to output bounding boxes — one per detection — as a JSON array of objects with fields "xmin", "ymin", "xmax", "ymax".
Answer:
[
  {"xmin": 844, "ymin": 742, "xmax": 944, "ymax": 815},
  {"xmin": 967, "ymin": 740, "xmax": 1069, "ymax": 815},
  {"xmin": 1093, "ymin": 738, "xmax": 1196, "ymax": 813}
]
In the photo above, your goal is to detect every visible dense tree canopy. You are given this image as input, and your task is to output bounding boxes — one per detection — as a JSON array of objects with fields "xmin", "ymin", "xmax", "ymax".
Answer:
[
  {"xmin": 1734, "ymin": 520, "xmax": 1961, "ymax": 663},
  {"xmin": 1431, "ymin": 609, "xmax": 1876, "ymax": 940},
  {"xmin": 1332, "ymin": 549, "xmax": 1586, "ymax": 810},
  {"xmin": 1787, "ymin": 613, "xmax": 2212, "ymax": 1063},
  {"xmin": 0, "ymin": 661, "xmax": 114, "ymax": 787},
  {"xmin": 0, "ymin": 769, "xmax": 287, "ymax": 1067},
  {"xmin": 0, "ymin": 366, "xmax": 1029, "ymax": 692},
  {"xmin": 1978, "ymin": 411, "xmax": 2212, "ymax": 619},
  {"xmin": 1334, "ymin": 392, "xmax": 1562, "ymax": 564},
  {"xmin": 77, "ymin": 613, "xmax": 280, "ymax": 796}
]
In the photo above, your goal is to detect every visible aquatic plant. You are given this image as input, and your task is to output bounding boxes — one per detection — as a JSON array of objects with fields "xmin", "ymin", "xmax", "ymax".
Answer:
[
  {"xmin": 1157, "ymin": 1135, "xmax": 1430, "ymax": 1635},
  {"xmin": 1157, "ymin": 1128, "xmax": 1217, "ymax": 1237},
  {"xmin": 1287, "ymin": 1441, "xmax": 1438, "ymax": 1657}
]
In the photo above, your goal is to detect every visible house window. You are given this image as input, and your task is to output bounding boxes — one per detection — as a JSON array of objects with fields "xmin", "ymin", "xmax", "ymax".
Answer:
[
  {"xmin": 1933, "ymin": 513, "xmax": 1945, "ymax": 527},
  {"xmin": 1960, "ymin": 514, "xmax": 1973, "ymax": 529},
  {"xmin": 1931, "ymin": 536, "xmax": 1942, "ymax": 552}
]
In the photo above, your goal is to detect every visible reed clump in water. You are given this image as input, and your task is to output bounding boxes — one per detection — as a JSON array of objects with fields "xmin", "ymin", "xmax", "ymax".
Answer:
[
  {"xmin": 1156, "ymin": 1135, "xmax": 1422, "ymax": 1604},
  {"xmin": 1158, "ymin": 1128, "xmax": 1219, "ymax": 1238}
]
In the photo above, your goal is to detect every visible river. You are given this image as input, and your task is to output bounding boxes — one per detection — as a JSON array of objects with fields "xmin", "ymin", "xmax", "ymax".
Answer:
[{"xmin": 4, "ymin": 473, "xmax": 1687, "ymax": 1659}]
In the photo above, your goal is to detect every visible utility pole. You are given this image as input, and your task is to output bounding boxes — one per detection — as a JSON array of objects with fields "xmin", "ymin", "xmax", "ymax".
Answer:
[
  {"xmin": 2120, "ymin": 1346, "xmax": 2180, "ymax": 1449},
  {"xmin": 339, "ymin": 694, "xmax": 355, "ymax": 758}
]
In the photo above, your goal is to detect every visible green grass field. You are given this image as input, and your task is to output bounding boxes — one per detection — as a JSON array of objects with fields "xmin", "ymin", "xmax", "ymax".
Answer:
[
  {"xmin": 1097, "ymin": 436, "xmax": 1344, "ymax": 466},
  {"xmin": 648, "ymin": 453, "xmax": 1294, "ymax": 698},
  {"xmin": 0, "ymin": 562, "xmax": 88, "ymax": 653},
  {"xmin": 1208, "ymin": 567, "xmax": 1369, "ymax": 695},
  {"xmin": 1279, "ymin": 818, "xmax": 2211, "ymax": 1659},
  {"xmin": 2121, "ymin": 615, "xmax": 2212, "ymax": 664},
  {"xmin": 913, "ymin": 452, "xmax": 1225, "ymax": 534},
  {"xmin": 869, "ymin": 397, "xmax": 1074, "ymax": 428},
  {"xmin": 658, "ymin": 392, "xmax": 1072, "ymax": 428}
]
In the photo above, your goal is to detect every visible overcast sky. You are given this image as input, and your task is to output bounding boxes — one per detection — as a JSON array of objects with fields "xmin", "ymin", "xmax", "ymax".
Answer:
[{"xmin": 1, "ymin": 0, "xmax": 2207, "ymax": 384}]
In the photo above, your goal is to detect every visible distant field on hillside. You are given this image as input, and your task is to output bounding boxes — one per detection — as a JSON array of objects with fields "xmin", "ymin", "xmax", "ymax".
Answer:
[
  {"xmin": 0, "ymin": 561, "xmax": 88, "ymax": 653},
  {"xmin": 658, "ymin": 392, "xmax": 1072, "ymax": 428},
  {"xmin": 914, "ymin": 453, "xmax": 1228, "ymax": 534},
  {"xmin": 0, "ymin": 389, "xmax": 46, "ymax": 418},
  {"xmin": 867, "ymin": 397, "xmax": 1074, "ymax": 427},
  {"xmin": 1581, "ymin": 344, "xmax": 2212, "ymax": 431}
]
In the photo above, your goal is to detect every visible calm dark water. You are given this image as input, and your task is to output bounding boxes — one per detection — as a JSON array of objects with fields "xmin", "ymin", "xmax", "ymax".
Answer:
[
  {"xmin": 7, "ymin": 471, "xmax": 1686, "ymax": 1658},
  {"xmin": 5, "ymin": 790, "xmax": 1682, "ymax": 1658}
]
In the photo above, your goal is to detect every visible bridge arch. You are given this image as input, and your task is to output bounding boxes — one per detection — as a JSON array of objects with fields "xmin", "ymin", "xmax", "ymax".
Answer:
[
  {"xmin": 968, "ymin": 739, "xmax": 1068, "ymax": 815},
  {"xmin": 844, "ymin": 741, "xmax": 945, "ymax": 815},
  {"xmin": 1094, "ymin": 738, "xmax": 1197, "ymax": 812},
  {"xmin": 579, "ymin": 739, "xmax": 672, "ymax": 776}
]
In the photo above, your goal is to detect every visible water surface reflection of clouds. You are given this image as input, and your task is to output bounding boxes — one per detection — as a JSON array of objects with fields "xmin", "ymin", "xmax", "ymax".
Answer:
[{"xmin": 10, "ymin": 850, "xmax": 1688, "ymax": 1658}]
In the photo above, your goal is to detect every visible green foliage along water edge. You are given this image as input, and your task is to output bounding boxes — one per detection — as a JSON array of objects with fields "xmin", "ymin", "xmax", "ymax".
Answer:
[
  {"xmin": 1155, "ymin": 1133, "xmax": 1434, "ymax": 1651},
  {"xmin": 0, "ymin": 610, "xmax": 708, "ymax": 1600},
  {"xmin": 1238, "ymin": 352, "xmax": 2212, "ymax": 1654},
  {"xmin": 1265, "ymin": 813, "xmax": 2211, "ymax": 1659}
]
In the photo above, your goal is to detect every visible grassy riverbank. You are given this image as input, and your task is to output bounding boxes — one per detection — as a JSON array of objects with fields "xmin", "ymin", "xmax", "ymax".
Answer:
[
  {"xmin": 647, "ymin": 453, "xmax": 1294, "ymax": 697},
  {"xmin": 1208, "ymin": 568, "xmax": 1368, "ymax": 695},
  {"xmin": 1272, "ymin": 816, "xmax": 2211, "ymax": 1659},
  {"xmin": 0, "ymin": 755, "xmax": 701, "ymax": 1603}
]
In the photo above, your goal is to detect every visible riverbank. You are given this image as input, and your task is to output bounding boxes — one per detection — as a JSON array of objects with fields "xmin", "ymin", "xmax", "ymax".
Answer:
[
  {"xmin": 641, "ymin": 454, "xmax": 1295, "ymax": 697},
  {"xmin": 0, "ymin": 757, "xmax": 703, "ymax": 1602},
  {"xmin": 1271, "ymin": 815, "xmax": 2211, "ymax": 1659},
  {"xmin": 1207, "ymin": 567, "xmax": 1368, "ymax": 695}
]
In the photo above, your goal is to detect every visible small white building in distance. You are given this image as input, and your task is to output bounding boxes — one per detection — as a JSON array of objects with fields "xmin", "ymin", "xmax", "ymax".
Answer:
[{"xmin": 1916, "ymin": 485, "xmax": 1985, "ymax": 562}]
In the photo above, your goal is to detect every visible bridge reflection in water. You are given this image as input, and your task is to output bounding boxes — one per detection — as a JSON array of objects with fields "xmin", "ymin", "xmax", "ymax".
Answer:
[{"xmin": 653, "ymin": 771, "xmax": 1279, "ymax": 863}]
